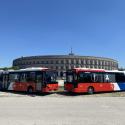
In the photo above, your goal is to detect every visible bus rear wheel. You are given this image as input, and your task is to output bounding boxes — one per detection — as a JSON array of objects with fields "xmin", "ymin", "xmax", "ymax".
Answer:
[
  {"xmin": 27, "ymin": 87, "xmax": 33, "ymax": 94},
  {"xmin": 87, "ymin": 87, "xmax": 94, "ymax": 94}
]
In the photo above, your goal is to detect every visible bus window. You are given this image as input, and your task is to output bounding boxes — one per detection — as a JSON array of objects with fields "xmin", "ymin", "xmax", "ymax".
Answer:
[
  {"xmin": 115, "ymin": 73, "xmax": 125, "ymax": 83},
  {"xmin": 91, "ymin": 73, "xmax": 103, "ymax": 83},
  {"xmin": 78, "ymin": 72, "xmax": 92, "ymax": 83},
  {"xmin": 0, "ymin": 73, "xmax": 3, "ymax": 82},
  {"xmin": 30, "ymin": 72, "xmax": 36, "ymax": 82},
  {"xmin": 36, "ymin": 73, "xmax": 43, "ymax": 83},
  {"xmin": 104, "ymin": 73, "xmax": 115, "ymax": 83},
  {"xmin": 26, "ymin": 72, "xmax": 36, "ymax": 82},
  {"xmin": 104, "ymin": 74, "xmax": 110, "ymax": 82},
  {"xmin": 9, "ymin": 73, "xmax": 20, "ymax": 82},
  {"xmin": 20, "ymin": 73, "xmax": 27, "ymax": 82},
  {"xmin": 0, "ymin": 73, "xmax": 3, "ymax": 89},
  {"xmin": 45, "ymin": 71, "xmax": 57, "ymax": 83}
]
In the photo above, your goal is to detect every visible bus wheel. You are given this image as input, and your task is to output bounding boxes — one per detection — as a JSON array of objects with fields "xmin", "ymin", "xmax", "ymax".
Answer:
[
  {"xmin": 87, "ymin": 87, "xmax": 94, "ymax": 94},
  {"xmin": 27, "ymin": 87, "xmax": 33, "ymax": 94}
]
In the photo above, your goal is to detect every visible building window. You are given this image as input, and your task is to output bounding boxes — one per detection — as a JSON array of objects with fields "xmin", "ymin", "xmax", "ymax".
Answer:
[
  {"xmin": 90, "ymin": 65, "xmax": 93, "ymax": 68},
  {"xmin": 100, "ymin": 61, "xmax": 102, "ymax": 66},
  {"xmin": 103, "ymin": 61, "xmax": 105, "ymax": 66},
  {"xmin": 81, "ymin": 60, "xmax": 83, "ymax": 64},
  {"xmin": 102, "ymin": 61, "xmax": 105, "ymax": 66},
  {"xmin": 88, "ymin": 60, "xmax": 90, "ymax": 65},
  {"xmin": 66, "ymin": 60, "xmax": 69, "ymax": 64},
  {"xmin": 85, "ymin": 60, "xmax": 88, "ymax": 65},
  {"xmin": 51, "ymin": 60, "xmax": 53, "ymax": 64},
  {"xmin": 71, "ymin": 60, "xmax": 74, "ymax": 64},
  {"xmin": 90, "ymin": 60, "xmax": 93, "ymax": 65},
  {"xmin": 98, "ymin": 60, "xmax": 101, "ymax": 65},
  {"xmin": 83, "ymin": 60, "xmax": 85, "ymax": 65},
  {"xmin": 99, "ymin": 66, "xmax": 101, "ymax": 69},
  {"xmin": 41, "ymin": 61, "xmax": 44, "ymax": 64},
  {"xmin": 96, "ymin": 60, "xmax": 99, "ymax": 65},
  {"xmin": 76, "ymin": 60, "xmax": 79, "ymax": 64},
  {"xmin": 61, "ymin": 60, "xmax": 64, "ymax": 64},
  {"xmin": 61, "ymin": 66, "xmax": 63, "ymax": 70},
  {"xmin": 86, "ymin": 65, "xmax": 89, "ymax": 68},
  {"xmin": 66, "ymin": 66, "xmax": 69, "ymax": 69},
  {"xmin": 106, "ymin": 62, "xmax": 109, "ymax": 66},
  {"xmin": 56, "ymin": 66, "xmax": 58, "ymax": 70}
]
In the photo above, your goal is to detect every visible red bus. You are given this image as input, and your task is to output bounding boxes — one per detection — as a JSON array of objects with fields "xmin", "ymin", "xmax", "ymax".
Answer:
[
  {"xmin": 64, "ymin": 68, "xmax": 125, "ymax": 94},
  {"xmin": 1, "ymin": 67, "xmax": 58, "ymax": 93}
]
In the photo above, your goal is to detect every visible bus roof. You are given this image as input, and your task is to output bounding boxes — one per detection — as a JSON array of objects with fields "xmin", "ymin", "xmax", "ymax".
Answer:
[
  {"xmin": 73, "ymin": 68, "xmax": 105, "ymax": 72},
  {"xmin": 20, "ymin": 67, "xmax": 48, "ymax": 71},
  {"xmin": 7, "ymin": 67, "xmax": 49, "ymax": 73},
  {"xmin": 72, "ymin": 68, "xmax": 125, "ymax": 73},
  {"xmin": 107, "ymin": 70, "xmax": 125, "ymax": 73}
]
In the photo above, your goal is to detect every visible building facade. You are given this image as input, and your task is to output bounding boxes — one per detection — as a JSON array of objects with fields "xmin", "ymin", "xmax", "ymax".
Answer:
[{"xmin": 13, "ymin": 54, "xmax": 118, "ymax": 76}]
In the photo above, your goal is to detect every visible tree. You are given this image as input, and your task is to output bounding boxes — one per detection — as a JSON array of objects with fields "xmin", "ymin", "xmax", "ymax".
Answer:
[
  {"xmin": 119, "ymin": 67, "xmax": 125, "ymax": 71},
  {"xmin": 0, "ymin": 66, "xmax": 19, "ymax": 71}
]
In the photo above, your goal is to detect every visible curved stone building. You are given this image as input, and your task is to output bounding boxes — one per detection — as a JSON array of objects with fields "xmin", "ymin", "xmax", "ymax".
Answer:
[{"xmin": 13, "ymin": 53, "xmax": 118, "ymax": 76}]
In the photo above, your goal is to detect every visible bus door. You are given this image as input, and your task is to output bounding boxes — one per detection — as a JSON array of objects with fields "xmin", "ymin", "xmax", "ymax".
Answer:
[
  {"xmin": 36, "ymin": 72, "xmax": 44, "ymax": 91},
  {"xmin": 3, "ymin": 74, "xmax": 9, "ymax": 90}
]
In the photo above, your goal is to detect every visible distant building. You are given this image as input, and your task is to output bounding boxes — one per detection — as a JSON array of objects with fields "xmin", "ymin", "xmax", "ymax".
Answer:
[{"xmin": 13, "ymin": 53, "xmax": 118, "ymax": 76}]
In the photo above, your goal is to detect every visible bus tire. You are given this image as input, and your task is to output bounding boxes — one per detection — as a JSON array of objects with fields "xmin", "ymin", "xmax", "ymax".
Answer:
[
  {"xmin": 87, "ymin": 87, "xmax": 94, "ymax": 94},
  {"xmin": 27, "ymin": 87, "xmax": 33, "ymax": 94}
]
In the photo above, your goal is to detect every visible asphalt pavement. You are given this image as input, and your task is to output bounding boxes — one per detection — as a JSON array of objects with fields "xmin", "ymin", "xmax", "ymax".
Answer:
[{"xmin": 0, "ymin": 92, "xmax": 125, "ymax": 125}]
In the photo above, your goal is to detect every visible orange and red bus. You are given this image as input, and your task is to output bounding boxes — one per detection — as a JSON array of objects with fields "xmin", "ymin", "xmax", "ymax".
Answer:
[
  {"xmin": 64, "ymin": 68, "xmax": 125, "ymax": 94},
  {"xmin": 1, "ymin": 67, "xmax": 58, "ymax": 93}
]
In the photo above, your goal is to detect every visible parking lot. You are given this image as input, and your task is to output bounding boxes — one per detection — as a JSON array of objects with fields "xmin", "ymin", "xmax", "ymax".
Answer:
[{"xmin": 0, "ymin": 91, "xmax": 125, "ymax": 125}]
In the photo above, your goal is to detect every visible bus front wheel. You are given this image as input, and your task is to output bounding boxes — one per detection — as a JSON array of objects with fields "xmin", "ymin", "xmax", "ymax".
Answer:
[{"xmin": 87, "ymin": 87, "xmax": 94, "ymax": 94}]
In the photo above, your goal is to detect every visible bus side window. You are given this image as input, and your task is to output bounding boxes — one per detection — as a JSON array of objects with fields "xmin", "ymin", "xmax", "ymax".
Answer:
[
  {"xmin": 45, "ymin": 71, "xmax": 57, "ymax": 83},
  {"xmin": 14, "ymin": 74, "xmax": 20, "ymax": 82},
  {"xmin": 104, "ymin": 74, "xmax": 110, "ymax": 83},
  {"xmin": 46, "ymin": 72, "xmax": 51, "ymax": 83},
  {"xmin": 104, "ymin": 73, "xmax": 115, "ymax": 83},
  {"xmin": 9, "ymin": 74, "xmax": 14, "ymax": 82},
  {"xmin": 36, "ymin": 75, "xmax": 42, "ymax": 82},
  {"xmin": 78, "ymin": 72, "xmax": 92, "ymax": 83},
  {"xmin": 26, "ymin": 72, "xmax": 36, "ymax": 82},
  {"xmin": 0, "ymin": 74, "xmax": 3, "ymax": 82},
  {"xmin": 91, "ymin": 73, "xmax": 103, "ymax": 83},
  {"xmin": 3, "ymin": 74, "xmax": 8, "ymax": 83},
  {"xmin": 20, "ymin": 73, "xmax": 27, "ymax": 82},
  {"xmin": 9, "ymin": 73, "xmax": 19, "ymax": 82},
  {"xmin": 30, "ymin": 72, "xmax": 36, "ymax": 82},
  {"xmin": 36, "ymin": 72, "xmax": 43, "ymax": 83},
  {"xmin": 115, "ymin": 73, "xmax": 125, "ymax": 83}
]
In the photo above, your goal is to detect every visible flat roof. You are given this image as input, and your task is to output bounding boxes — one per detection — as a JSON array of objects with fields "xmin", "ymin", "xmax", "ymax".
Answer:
[{"xmin": 14, "ymin": 55, "xmax": 118, "ymax": 62}]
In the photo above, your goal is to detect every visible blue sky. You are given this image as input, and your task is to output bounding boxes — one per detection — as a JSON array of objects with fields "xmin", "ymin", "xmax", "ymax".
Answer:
[{"xmin": 0, "ymin": 0, "xmax": 125, "ymax": 67}]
